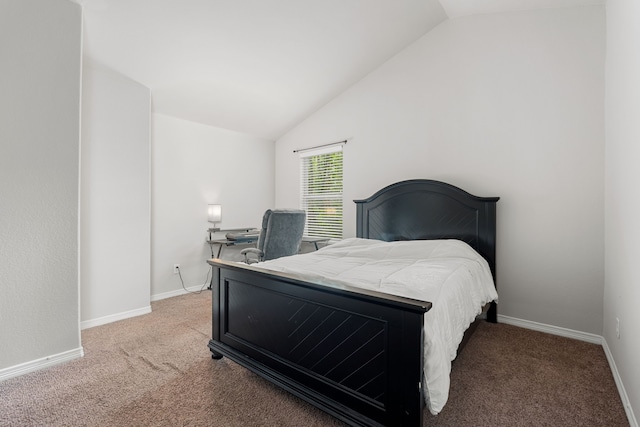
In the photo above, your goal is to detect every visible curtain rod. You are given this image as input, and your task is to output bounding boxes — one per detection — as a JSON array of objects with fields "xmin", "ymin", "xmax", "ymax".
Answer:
[{"xmin": 293, "ymin": 139, "xmax": 347, "ymax": 154}]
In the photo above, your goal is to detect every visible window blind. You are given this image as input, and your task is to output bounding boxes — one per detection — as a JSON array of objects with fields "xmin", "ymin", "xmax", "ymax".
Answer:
[{"xmin": 299, "ymin": 145, "xmax": 343, "ymax": 239}]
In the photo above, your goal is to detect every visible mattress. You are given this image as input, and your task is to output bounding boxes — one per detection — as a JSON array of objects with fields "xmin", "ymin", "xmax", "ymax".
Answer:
[{"xmin": 255, "ymin": 237, "xmax": 498, "ymax": 415}]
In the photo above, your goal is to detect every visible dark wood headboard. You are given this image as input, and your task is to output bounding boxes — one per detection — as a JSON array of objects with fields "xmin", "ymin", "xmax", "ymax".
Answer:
[{"xmin": 354, "ymin": 179, "xmax": 500, "ymax": 279}]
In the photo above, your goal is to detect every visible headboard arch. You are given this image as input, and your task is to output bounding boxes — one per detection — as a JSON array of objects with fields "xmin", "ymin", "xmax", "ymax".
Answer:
[{"xmin": 354, "ymin": 179, "xmax": 500, "ymax": 279}]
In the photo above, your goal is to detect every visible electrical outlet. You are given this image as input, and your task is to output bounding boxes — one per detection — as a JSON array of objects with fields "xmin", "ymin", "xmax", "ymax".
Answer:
[
  {"xmin": 616, "ymin": 317, "xmax": 620, "ymax": 339},
  {"xmin": 173, "ymin": 264, "xmax": 180, "ymax": 275}
]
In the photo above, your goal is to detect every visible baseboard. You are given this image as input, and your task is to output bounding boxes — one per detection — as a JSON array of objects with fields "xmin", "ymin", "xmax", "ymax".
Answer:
[
  {"xmin": 80, "ymin": 305, "xmax": 152, "ymax": 330},
  {"xmin": 81, "ymin": 286, "xmax": 208, "ymax": 329},
  {"xmin": 601, "ymin": 338, "xmax": 638, "ymax": 427},
  {"xmin": 498, "ymin": 314, "xmax": 602, "ymax": 344},
  {"xmin": 151, "ymin": 284, "xmax": 209, "ymax": 302},
  {"xmin": 499, "ymin": 315, "xmax": 637, "ymax": 427},
  {"xmin": 0, "ymin": 347, "xmax": 84, "ymax": 382}
]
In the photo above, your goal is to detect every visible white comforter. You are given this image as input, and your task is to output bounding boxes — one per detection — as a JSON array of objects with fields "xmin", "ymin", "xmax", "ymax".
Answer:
[{"xmin": 255, "ymin": 237, "xmax": 498, "ymax": 415}]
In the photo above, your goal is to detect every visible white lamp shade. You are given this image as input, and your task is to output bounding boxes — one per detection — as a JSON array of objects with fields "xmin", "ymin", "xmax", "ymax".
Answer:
[{"xmin": 208, "ymin": 204, "xmax": 222, "ymax": 223}]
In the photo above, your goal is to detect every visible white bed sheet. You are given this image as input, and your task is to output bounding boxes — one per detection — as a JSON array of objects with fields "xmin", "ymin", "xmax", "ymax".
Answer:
[{"xmin": 255, "ymin": 237, "xmax": 498, "ymax": 415}]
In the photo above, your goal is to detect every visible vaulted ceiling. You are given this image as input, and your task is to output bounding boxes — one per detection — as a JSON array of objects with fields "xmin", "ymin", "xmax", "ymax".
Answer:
[{"xmin": 77, "ymin": 0, "xmax": 604, "ymax": 140}]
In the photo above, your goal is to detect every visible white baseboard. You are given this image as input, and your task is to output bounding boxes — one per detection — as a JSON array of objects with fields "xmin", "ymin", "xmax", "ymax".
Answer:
[
  {"xmin": 498, "ymin": 314, "xmax": 602, "ymax": 344},
  {"xmin": 0, "ymin": 347, "xmax": 84, "ymax": 382},
  {"xmin": 601, "ymin": 338, "xmax": 638, "ymax": 427},
  {"xmin": 80, "ymin": 305, "xmax": 152, "ymax": 330},
  {"xmin": 151, "ymin": 284, "xmax": 209, "ymax": 302},
  {"xmin": 499, "ymin": 315, "xmax": 636, "ymax": 427},
  {"xmin": 82, "ymin": 284, "xmax": 209, "ymax": 329}
]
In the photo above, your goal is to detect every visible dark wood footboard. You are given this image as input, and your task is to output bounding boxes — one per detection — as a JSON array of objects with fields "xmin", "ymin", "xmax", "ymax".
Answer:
[{"xmin": 208, "ymin": 258, "xmax": 430, "ymax": 427}]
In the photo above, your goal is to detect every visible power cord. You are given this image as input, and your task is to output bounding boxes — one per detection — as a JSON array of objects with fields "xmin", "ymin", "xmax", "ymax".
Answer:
[{"xmin": 176, "ymin": 265, "xmax": 211, "ymax": 294}]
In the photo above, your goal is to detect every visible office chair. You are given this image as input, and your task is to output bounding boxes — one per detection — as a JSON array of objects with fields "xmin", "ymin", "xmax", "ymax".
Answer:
[{"xmin": 241, "ymin": 209, "xmax": 306, "ymax": 264}]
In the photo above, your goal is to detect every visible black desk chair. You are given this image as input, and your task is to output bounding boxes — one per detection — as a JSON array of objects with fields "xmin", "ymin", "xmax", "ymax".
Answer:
[{"xmin": 241, "ymin": 209, "xmax": 306, "ymax": 264}]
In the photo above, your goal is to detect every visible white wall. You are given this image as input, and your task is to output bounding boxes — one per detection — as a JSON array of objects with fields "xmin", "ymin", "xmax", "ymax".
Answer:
[
  {"xmin": 152, "ymin": 114, "xmax": 274, "ymax": 297},
  {"xmin": 275, "ymin": 6, "xmax": 605, "ymax": 334},
  {"xmin": 80, "ymin": 60, "xmax": 151, "ymax": 328},
  {"xmin": 0, "ymin": 0, "xmax": 82, "ymax": 371},
  {"xmin": 605, "ymin": 0, "xmax": 640, "ymax": 422}
]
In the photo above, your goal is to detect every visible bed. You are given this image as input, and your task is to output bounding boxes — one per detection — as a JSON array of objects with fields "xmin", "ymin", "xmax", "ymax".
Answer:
[{"xmin": 207, "ymin": 179, "xmax": 499, "ymax": 426}]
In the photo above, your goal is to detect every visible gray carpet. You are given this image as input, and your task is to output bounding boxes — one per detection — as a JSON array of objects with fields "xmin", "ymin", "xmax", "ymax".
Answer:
[{"xmin": 0, "ymin": 292, "xmax": 628, "ymax": 426}]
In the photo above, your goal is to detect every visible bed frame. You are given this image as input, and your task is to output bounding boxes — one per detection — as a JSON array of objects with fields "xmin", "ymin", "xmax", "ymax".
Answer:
[{"xmin": 207, "ymin": 179, "xmax": 499, "ymax": 427}]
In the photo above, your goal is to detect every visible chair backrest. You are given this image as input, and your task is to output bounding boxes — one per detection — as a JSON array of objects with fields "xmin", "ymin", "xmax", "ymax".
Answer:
[{"xmin": 256, "ymin": 209, "xmax": 306, "ymax": 261}]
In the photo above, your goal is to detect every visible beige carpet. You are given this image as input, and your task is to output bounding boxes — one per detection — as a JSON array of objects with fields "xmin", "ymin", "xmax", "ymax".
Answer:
[{"xmin": 0, "ymin": 292, "xmax": 628, "ymax": 426}]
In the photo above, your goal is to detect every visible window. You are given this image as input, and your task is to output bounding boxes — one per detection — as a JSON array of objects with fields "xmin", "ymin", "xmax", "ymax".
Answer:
[{"xmin": 299, "ymin": 145, "xmax": 343, "ymax": 239}]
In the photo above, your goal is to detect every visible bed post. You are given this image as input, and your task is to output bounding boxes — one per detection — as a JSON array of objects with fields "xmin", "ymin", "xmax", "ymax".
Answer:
[
  {"xmin": 209, "ymin": 262, "xmax": 223, "ymax": 359},
  {"xmin": 482, "ymin": 200, "xmax": 499, "ymax": 324}
]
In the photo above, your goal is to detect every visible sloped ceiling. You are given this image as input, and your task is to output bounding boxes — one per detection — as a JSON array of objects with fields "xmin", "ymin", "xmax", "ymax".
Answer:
[{"xmin": 78, "ymin": 0, "xmax": 604, "ymax": 140}]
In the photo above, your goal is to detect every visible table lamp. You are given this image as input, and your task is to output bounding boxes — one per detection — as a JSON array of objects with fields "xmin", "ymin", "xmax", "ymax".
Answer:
[{"xmin": 208, "ymin": 204, "xmax": 222, "ymax": 231}]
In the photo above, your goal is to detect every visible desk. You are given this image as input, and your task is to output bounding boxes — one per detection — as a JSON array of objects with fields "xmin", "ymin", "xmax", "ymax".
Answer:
[
  {"xmin": 207, "ymin": 227, "xmax": 256, "ymax": 241},
  {"xmin": 207, "ymin": 227, "xmax": 258, "ymax": 258},
  {"xmin": 207, "ymin": 236, "xmax": 330, "ymax": 258},
  {"xmin": 207, "ymin": 236, "xmax": 258, "ymax": 258}
]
